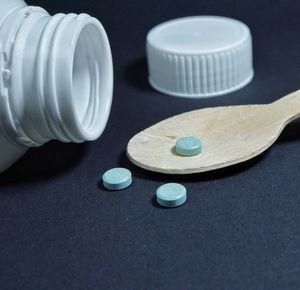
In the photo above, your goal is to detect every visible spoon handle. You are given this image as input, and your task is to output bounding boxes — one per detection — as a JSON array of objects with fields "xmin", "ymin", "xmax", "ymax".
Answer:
[{"xmin": 272, "ymin": 89, "xmax": 300, "ymax": 123}]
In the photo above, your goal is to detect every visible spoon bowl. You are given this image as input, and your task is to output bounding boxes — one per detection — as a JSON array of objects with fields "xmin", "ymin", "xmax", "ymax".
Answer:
[{"xmin": 127, "ymin": 90, "xmax": 300, "ymax": 174}]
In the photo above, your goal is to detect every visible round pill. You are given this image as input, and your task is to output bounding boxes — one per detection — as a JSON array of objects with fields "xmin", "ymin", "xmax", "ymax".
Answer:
[
  {"xmin": 102, "ymin": 168, "xmax": 132, "ymax": 190},
  {"xmin": 175, "ymin": 136, "xmax": 202, "ymax": 156},
  {"xmin": 156, "ymin": 183, "xmax": 187, "ymax": 207}
]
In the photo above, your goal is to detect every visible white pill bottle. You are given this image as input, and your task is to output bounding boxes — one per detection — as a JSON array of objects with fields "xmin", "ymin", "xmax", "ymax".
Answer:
[{"xmin": 0, "ymin": 0, "xmax": 113, "ymax": 173}]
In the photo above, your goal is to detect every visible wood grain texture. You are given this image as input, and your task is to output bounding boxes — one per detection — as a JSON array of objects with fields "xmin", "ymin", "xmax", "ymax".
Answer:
[{"xmin": 127, "ymin": 90, "xmax": 300, "ymax": 174}]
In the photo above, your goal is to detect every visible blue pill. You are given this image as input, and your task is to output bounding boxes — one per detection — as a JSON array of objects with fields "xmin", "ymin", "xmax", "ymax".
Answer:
[
  {"xmin": 102, "ymin": 168, "xmax": 132, "ymax": 190},
  {"xmin": 175, "ymin": 136, "xmax": 202, "ymax": 156},
  {"xmin": 156, "ymin": 183, "xmax": 187, "ymax": 208}
]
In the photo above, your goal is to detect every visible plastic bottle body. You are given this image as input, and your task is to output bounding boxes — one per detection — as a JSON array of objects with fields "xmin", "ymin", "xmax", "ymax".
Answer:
[{"xmin": 0, "ymin": 0, "xmax": 113, "ymax": 173}]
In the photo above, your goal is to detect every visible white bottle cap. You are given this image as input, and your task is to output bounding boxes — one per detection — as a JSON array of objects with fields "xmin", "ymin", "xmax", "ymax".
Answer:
[{"xmin": 147, "ymin": 16, "xmax": 253, "ymax": 98}]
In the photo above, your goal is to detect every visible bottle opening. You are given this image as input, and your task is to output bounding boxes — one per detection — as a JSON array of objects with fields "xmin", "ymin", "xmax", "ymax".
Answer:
[
  {"xmin": 70, "ymin": 20, "xmax": 113, "ymax": 142},
  {"xmin": 72, "ymin": 25, "xmax": 92, "ymax": 127},
  {"xmin": 1, "ymin": 8, "xmax": 113, "ymax": 147}
]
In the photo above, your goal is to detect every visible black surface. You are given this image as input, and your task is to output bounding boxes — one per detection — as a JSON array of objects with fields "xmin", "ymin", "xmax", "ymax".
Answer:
[{"xmin": 1, "ymin": 0, "xmax": 300, "ymax": 289}]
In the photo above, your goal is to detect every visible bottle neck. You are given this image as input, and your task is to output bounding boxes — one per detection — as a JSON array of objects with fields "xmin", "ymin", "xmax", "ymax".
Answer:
[
  {"xmin": 0, "ymin": 4, "xmax": 113, "ymax": 147},
  {"xmin": 0, "ymin": 0, "xmax": 27, "ymax": 21}
]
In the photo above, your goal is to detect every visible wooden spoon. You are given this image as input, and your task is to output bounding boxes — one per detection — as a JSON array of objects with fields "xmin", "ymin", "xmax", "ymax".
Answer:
[{"xmin": 127, "ymin": 90, "xmax": 300, "ymax": 174}]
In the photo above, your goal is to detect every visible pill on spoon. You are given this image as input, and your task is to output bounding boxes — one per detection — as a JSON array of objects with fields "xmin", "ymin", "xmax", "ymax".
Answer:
[{"xmin": 175, "ymin": 136, "xmax": 202, "ymax": 156}]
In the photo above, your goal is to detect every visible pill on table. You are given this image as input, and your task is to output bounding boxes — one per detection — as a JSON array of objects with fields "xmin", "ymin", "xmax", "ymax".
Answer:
[
  {"xmin": 156, "ymin": 183, "xmax": 187, "ymax": 207},
  {"xmin": 175, "ymin": 136, "xmax": 202, "ymax": 156},
  {"xmin": 102, "ymin": 167, "xmax": 132, "ymax": 190}
]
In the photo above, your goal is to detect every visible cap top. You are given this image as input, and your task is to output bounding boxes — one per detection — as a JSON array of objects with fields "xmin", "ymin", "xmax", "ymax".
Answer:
[{"xmin": 147, "ymin": 16, "xmax": 250, "ymax": 55}]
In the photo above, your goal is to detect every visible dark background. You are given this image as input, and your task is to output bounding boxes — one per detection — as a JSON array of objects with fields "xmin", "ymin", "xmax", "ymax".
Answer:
[{"xmin": 1, "ymin": 0, "xmax": 300, "ymax": 289}]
